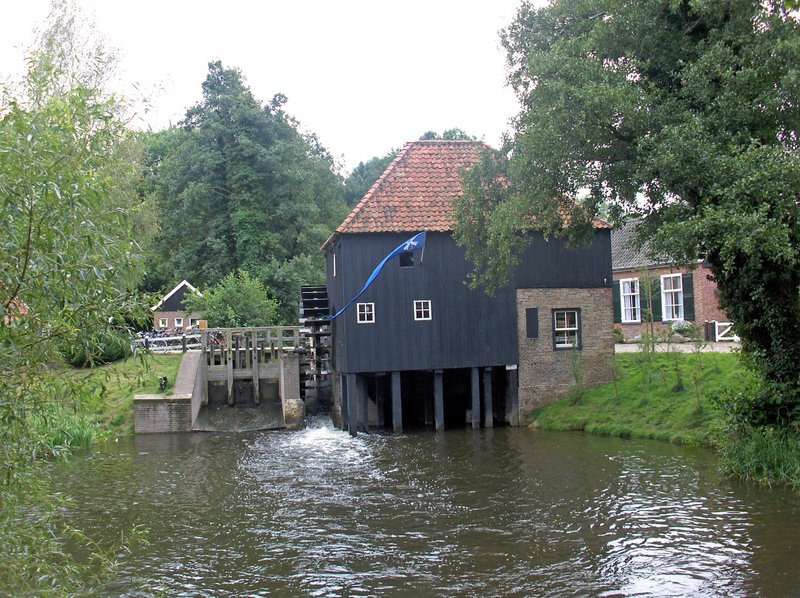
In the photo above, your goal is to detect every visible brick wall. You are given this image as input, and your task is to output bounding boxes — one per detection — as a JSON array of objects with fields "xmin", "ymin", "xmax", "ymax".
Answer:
[
  {"xmin": 280, "ymin": 353, "xmax": 305, "ymax": 429},
  {"xmin": 133, "ymin": 394, "xmax": 193, "ymax": 433},
  {"xmin": 516, "ymin": 288, "xmax": 615, "ymax": 417},
  {"xmin": 613, "ymin": 264, "xmax": 728, "ymax": 340},
  {"xmin": 152, "ymin": 310, "xmax": 202, "ymax": 331}
]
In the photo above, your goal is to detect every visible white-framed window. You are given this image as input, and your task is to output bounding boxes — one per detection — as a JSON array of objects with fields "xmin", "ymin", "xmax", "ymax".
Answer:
[
  {"xmin": 553, "ymin": 309, "xmax": 581, "ymax": 349},
  {"xmin": 189, "ymin": 318, "xmax": 200, "ymax": 328},
  {"xmin": 174, "ymin": 317, "xmax": 183, "ymax": 328},
  {"xmin": 414, "ymin": 299, "xmax": 432, "ymax": 321},
  {"xmin": 620, "ymin": 278, "xmax": 641, "ymax": 323},
  {"xmin": 357, "ymin": 302, "xmax": 375, "ymax": 324},
  {"xmin": 661, "ymin": 274, "xmax": 684, "ymax": 321},
  {"xmin": 158, "ymin": 317, "xmax": 168, "ymax": 328}
]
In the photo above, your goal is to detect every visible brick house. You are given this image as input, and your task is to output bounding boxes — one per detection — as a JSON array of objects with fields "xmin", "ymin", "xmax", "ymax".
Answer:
[
  {"xmin": 322, "ymin": 140, "xmax": 615, "ymax": 432},
  {"xmin": 151, "ymin": 280, "xmax": 203, "ymax": 332},
  {"xmin": 611, "ymin": 220, "xmax": 728, "ymax": 340}
]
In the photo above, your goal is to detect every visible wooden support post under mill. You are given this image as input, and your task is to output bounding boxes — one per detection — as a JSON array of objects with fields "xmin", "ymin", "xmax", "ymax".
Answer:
[
  {"xmin": 392, "ymin": 371, "xmax": 402, "ymax": 434},
  {"xmin": 347, "ymin": 373, "xmax": 357, "ymax": 437},
  {"xmin": 507, "ymin": 367, "xmax": 519, "ymax": 426},
  {"xmin": 483, "ymin": 367, "xmax": 493, "ymax": 428},
  {"xmin": 471, "ymin": 367, "xmax": 480, "ymax": 429},
  {"xmin": 357, "ymin": 374, "xmax": 369, "ymax": 433},
  {"xmin": 434, "ymin": 370, "xmax": 444, "ymax": 432}
]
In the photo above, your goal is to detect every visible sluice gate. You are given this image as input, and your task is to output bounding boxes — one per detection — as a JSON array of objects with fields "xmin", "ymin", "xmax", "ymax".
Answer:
[{"xmin": 134, "ymin": 327, "xmax": 305, "ymax": 433}]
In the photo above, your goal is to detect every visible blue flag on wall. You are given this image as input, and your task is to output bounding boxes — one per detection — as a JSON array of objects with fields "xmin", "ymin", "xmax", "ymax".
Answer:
[{"xmin": 324, "ymin": 231, "xmax": 426, "ymax": 320}]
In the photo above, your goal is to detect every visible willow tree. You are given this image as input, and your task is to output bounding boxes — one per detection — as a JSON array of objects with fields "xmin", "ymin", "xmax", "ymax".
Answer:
[
  {"xmin": 454, "ymin": 0, "xmax": 800, "ymax": 426},
  {"xmin": 0, "ymin": 1, "xmax": 147, "ymax": 590}
]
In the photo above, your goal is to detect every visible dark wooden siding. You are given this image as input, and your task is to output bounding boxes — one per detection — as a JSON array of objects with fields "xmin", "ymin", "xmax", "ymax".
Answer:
[
  {"xmin": 161, "ymin": 284, "xmax": 193, "ymax": 312},
  {"xmin": 325, "ymin": 230, "xmax": 612, "ymax": 374}
]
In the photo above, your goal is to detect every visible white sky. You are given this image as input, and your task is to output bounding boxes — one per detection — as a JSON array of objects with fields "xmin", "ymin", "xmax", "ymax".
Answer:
[{"xmin": 0, "ymin": 0, "xmax": 540, "ymax": 172}]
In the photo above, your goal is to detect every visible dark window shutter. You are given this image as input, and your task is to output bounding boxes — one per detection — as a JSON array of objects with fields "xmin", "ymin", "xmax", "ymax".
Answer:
[
  {"xmin": 682, "ymin": 272, "xmax": 695, "ymax": 320},
  {"xmin": 612, "ymin": 281, "xmax": 621, "ymax": 324},
  {"xmin": 525, "ymin": 308, "xmax": 539, "ymax": 338}
]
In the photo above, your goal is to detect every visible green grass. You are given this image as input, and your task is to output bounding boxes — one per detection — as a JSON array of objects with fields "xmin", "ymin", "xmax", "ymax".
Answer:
[
  {"xmin": 70, "ymin": 353, "xmax": 184, "ymax": 436},
  {"xmin": 717, "ymin": 427, "xmax": 800, "ymax": 490},
  {"xmin": 533, "ymin": 351, "xmax": 749, "ymax": 446}
]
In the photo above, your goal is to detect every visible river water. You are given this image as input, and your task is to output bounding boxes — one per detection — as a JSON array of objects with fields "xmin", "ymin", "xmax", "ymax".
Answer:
[{"xmin": 52, "ymin": 420, "xmax": 800, "ymax": 596}]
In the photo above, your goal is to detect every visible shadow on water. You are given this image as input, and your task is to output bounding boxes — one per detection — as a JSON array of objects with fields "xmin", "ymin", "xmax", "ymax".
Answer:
[{"xmin": 50, "ymin": 418, "xmax": 800, "ymax": 597}]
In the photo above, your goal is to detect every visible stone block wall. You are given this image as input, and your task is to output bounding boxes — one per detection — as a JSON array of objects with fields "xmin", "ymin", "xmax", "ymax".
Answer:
[
  {"xmin": 134, "ymin": 394, "xmax": 193, "ymax": 433},
  {"xmin": 516, "ymin": 288, "xmax": 615, "ymax": 417},
  {"xmin": 280, "ymin": 353, "xmax": 305, "ymax": 429}
]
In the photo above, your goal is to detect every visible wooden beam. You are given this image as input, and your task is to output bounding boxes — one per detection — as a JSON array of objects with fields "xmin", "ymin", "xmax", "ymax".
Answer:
[
  {"xmin": 392, "ymin": 371, "xmax": 402, "ymax": 434},
  {"xmin": 471, "ymin": 367, "xmax": 480, "ymax": 429},
  {"xmin": 483, "ymin": 367, "xmax": 493, "ymax": 428},
  {"xmin": 434, "ymin": 369, "xmax": 444, "ymax": 432},
  {"xmin": 251, "ymin": 329, "xmax": 260, "ymax": 405},
  {"xmin": 226, "ymin": 330, "xmax": 234, "ymax": 405},
  {"xmin": 357, "ymin": 374, "xmax": 369, "ymax": 433},
  {"xmin": 347, "ymin": 373, "xmax": 357, "ymax": 437},
  {"xmin": 506, "ymin": 366, "xmax": 519, "ymax": 427}
]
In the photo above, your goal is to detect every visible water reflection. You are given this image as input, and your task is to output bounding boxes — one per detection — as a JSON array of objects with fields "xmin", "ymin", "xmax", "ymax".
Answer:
[{"xmin": 50, "ymin": 420, "xmax": 800, "ymax": 596}]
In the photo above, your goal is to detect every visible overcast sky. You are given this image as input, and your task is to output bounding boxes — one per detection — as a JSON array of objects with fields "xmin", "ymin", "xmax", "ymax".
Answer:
[{"xmin": 0, "ymin": 0, "xmax": 542, "ymax": 172}]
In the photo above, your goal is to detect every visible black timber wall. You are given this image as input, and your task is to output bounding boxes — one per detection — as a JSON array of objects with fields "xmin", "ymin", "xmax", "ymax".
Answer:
[
  {"xmin": 326, "ymin": 230, "xmax": 611, "ymax": 374},
  {"xmin": 160, "ymin": 284, "xmax": 193, "ymax": 312}
]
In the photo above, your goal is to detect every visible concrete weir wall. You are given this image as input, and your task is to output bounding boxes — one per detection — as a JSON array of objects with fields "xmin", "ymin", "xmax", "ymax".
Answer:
[{"xmin": 134, "ymin": 351, "xmax": 303, "ymax": 433}]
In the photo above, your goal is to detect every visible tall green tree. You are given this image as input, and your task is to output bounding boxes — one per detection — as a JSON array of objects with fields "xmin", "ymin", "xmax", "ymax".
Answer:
[
  {"xmin": 454, "ymin": 0, "xmax": 800, "ymax": 425},
  {"xmin": 145, "ymin": 62, "xmax": 348, "ymax": 322},
  {"xmin": 344, "ymin": 149, "xmax": 399, "ymax": 206},
  {"xmin": 0, "ymin": 0, "xmax": 148, "ymax": 591},
  {"xmin": 185, "ymin": 270, "xmax": 278, "ymax": 327}
]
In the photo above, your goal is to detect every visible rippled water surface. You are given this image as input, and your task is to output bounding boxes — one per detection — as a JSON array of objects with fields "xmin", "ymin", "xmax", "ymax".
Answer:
[{"xmin": 52, "ymin": 421, "xmax": 800, "ymax": 596}]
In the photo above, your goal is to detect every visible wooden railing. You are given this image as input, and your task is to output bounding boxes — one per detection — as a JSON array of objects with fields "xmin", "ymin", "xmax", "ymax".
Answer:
[{"xmin": 201, "ymin": 327, "xmax": 301, "ymax": 367}]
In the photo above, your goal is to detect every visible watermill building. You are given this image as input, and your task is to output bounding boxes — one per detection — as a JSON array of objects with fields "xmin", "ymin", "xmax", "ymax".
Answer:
[{"xmin": 323, "ymin": 140, "xmax": 615, "ymax": 433}]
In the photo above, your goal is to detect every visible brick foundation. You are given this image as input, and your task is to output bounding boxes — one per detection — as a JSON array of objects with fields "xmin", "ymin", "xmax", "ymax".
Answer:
[{"xmin": 516, "ymin": 288, "xmax": 615, "ymax": 417}]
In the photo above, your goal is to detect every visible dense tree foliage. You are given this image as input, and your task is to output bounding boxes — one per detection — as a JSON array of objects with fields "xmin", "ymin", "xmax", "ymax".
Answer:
[
  {"xmin": 144, "ymin": 62, "xmax": 348, "ymax": 323},
  {"xmin": 454, "ymin": 0, "xmax": 800, "ymax": 425},
  {"xmin": 419, "ymin": 128, "xmax": 477, "ymax": 141},
  {"xmin": 0, "ymin": 1, "xmax": 148, "ymax": 591},
  {"xmin": 185, "ymin": 270, "xmax": 279, "ymax": 327},
  {"xmin": 343, "ymin": 149, "xmax": 399, "ymax": 206}
]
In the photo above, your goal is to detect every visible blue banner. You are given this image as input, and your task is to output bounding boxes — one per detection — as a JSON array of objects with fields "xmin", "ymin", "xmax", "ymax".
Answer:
[{"xmin": 324, "ymin": 232, "xmax": 426, "ymax": 320}]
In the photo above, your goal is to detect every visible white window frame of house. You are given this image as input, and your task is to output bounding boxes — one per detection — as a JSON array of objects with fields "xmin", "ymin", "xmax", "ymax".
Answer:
[
  {"xmin": 620, "ymin": 278, "xmax": 641, "ymax": 323},
  {"xmin": 158, "ymin": 317, "xmax": 168, "ymax": 328},
  {"xmin": 189, "ymin": 318, "xmax": 200, "ymax": 328},
  {"xmin": 174, "ymin": 317, "xmax": 184, "ymax": 328},
  {"xmin": 553, "ymin": 309, "xmax": 580, "ymax": 349},
  {"xmin": 356, "ymin": 302, "xmax": 375, "ymax": 324},
  {"xmin": 661, "ymin": 273, "xmax": 684, "ymax": 321},
  {"xmin": 413, "ymin": 299, "xmax": 432, "ymax": 321}
]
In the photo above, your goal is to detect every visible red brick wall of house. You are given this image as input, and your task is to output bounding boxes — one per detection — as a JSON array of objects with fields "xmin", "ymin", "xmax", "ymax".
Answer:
[
  {"xmin": 152, "ymin": 311, "xmax": 202, "ymax": 332},
  {"xmin": 612, "ymin": 264, "xmax": 728, "ymax": 340}
]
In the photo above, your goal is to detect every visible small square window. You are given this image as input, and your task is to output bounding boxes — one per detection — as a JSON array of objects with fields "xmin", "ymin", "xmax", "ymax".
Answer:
[
  {"xmin": 414, "ymin": 300, "xmax": 432, "ymax": 321},
  {"xmin": 357, "ymin": 302, "xmax": 375, "ymax": 324},
  {"xmin": 189, "ymin": 318, "xmax": 200, "ymax": 328},
  {"xmin": 399, "ymin": 251, "xmax": 414, "ymax": 268},
  {"xmin": 553, "ymin": 309, "xmax": 581, "ymax": 350},
  {"xmin": 174, "ymin": 318, "xmax": 184, "ymax": 328},
  {"xmin": 158, "ymin": 318, "xmax": 168, "ymax": 328}
]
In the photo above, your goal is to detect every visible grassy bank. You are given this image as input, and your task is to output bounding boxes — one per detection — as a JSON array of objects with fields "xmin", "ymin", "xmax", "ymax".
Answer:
[
  {"xmin": 31, "ymin": 353, "xmax": 184, "ymax": 451},
  {"xmin": 533, "ymin": 351, "xmax": 747, "ymax": 445}
]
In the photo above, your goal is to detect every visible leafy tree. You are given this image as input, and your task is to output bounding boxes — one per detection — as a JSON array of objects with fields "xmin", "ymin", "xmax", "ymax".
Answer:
[
  {"xmin": 185, "ymin": 270, "xmax": 278, "ymax": 327},
  {"xmin": 419, "ymin": 128, "xmax": 477, "ymax": 141},
  {"xmin": 0, "ymin": 0, "xmax": 148, "ymax": 591},
  {"xmin": 344, "ymin": 149, "xmax": 399, "ymax": 206},
  {"xmin": 145, "ymin": 62, "xmax": 348, "ymax": 322},
  {"xmin": 454, "ymin": 0, "xmax": 800, "ymax": 425}
]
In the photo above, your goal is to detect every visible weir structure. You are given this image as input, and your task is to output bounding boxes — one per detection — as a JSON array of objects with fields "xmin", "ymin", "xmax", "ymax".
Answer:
[{"xmin": 133, "ymin": 327, "xmax": 305, "ymax": 433}]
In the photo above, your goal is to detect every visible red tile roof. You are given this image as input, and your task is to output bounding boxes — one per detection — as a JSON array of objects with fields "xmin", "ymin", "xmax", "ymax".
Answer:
[
  {"xmin": 323, "ymin": 140, "xmax": 611, "ymax": 249},
  {"xmin": 335, "ymin": 140, "xmax": 485, "ymax": 236}
]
